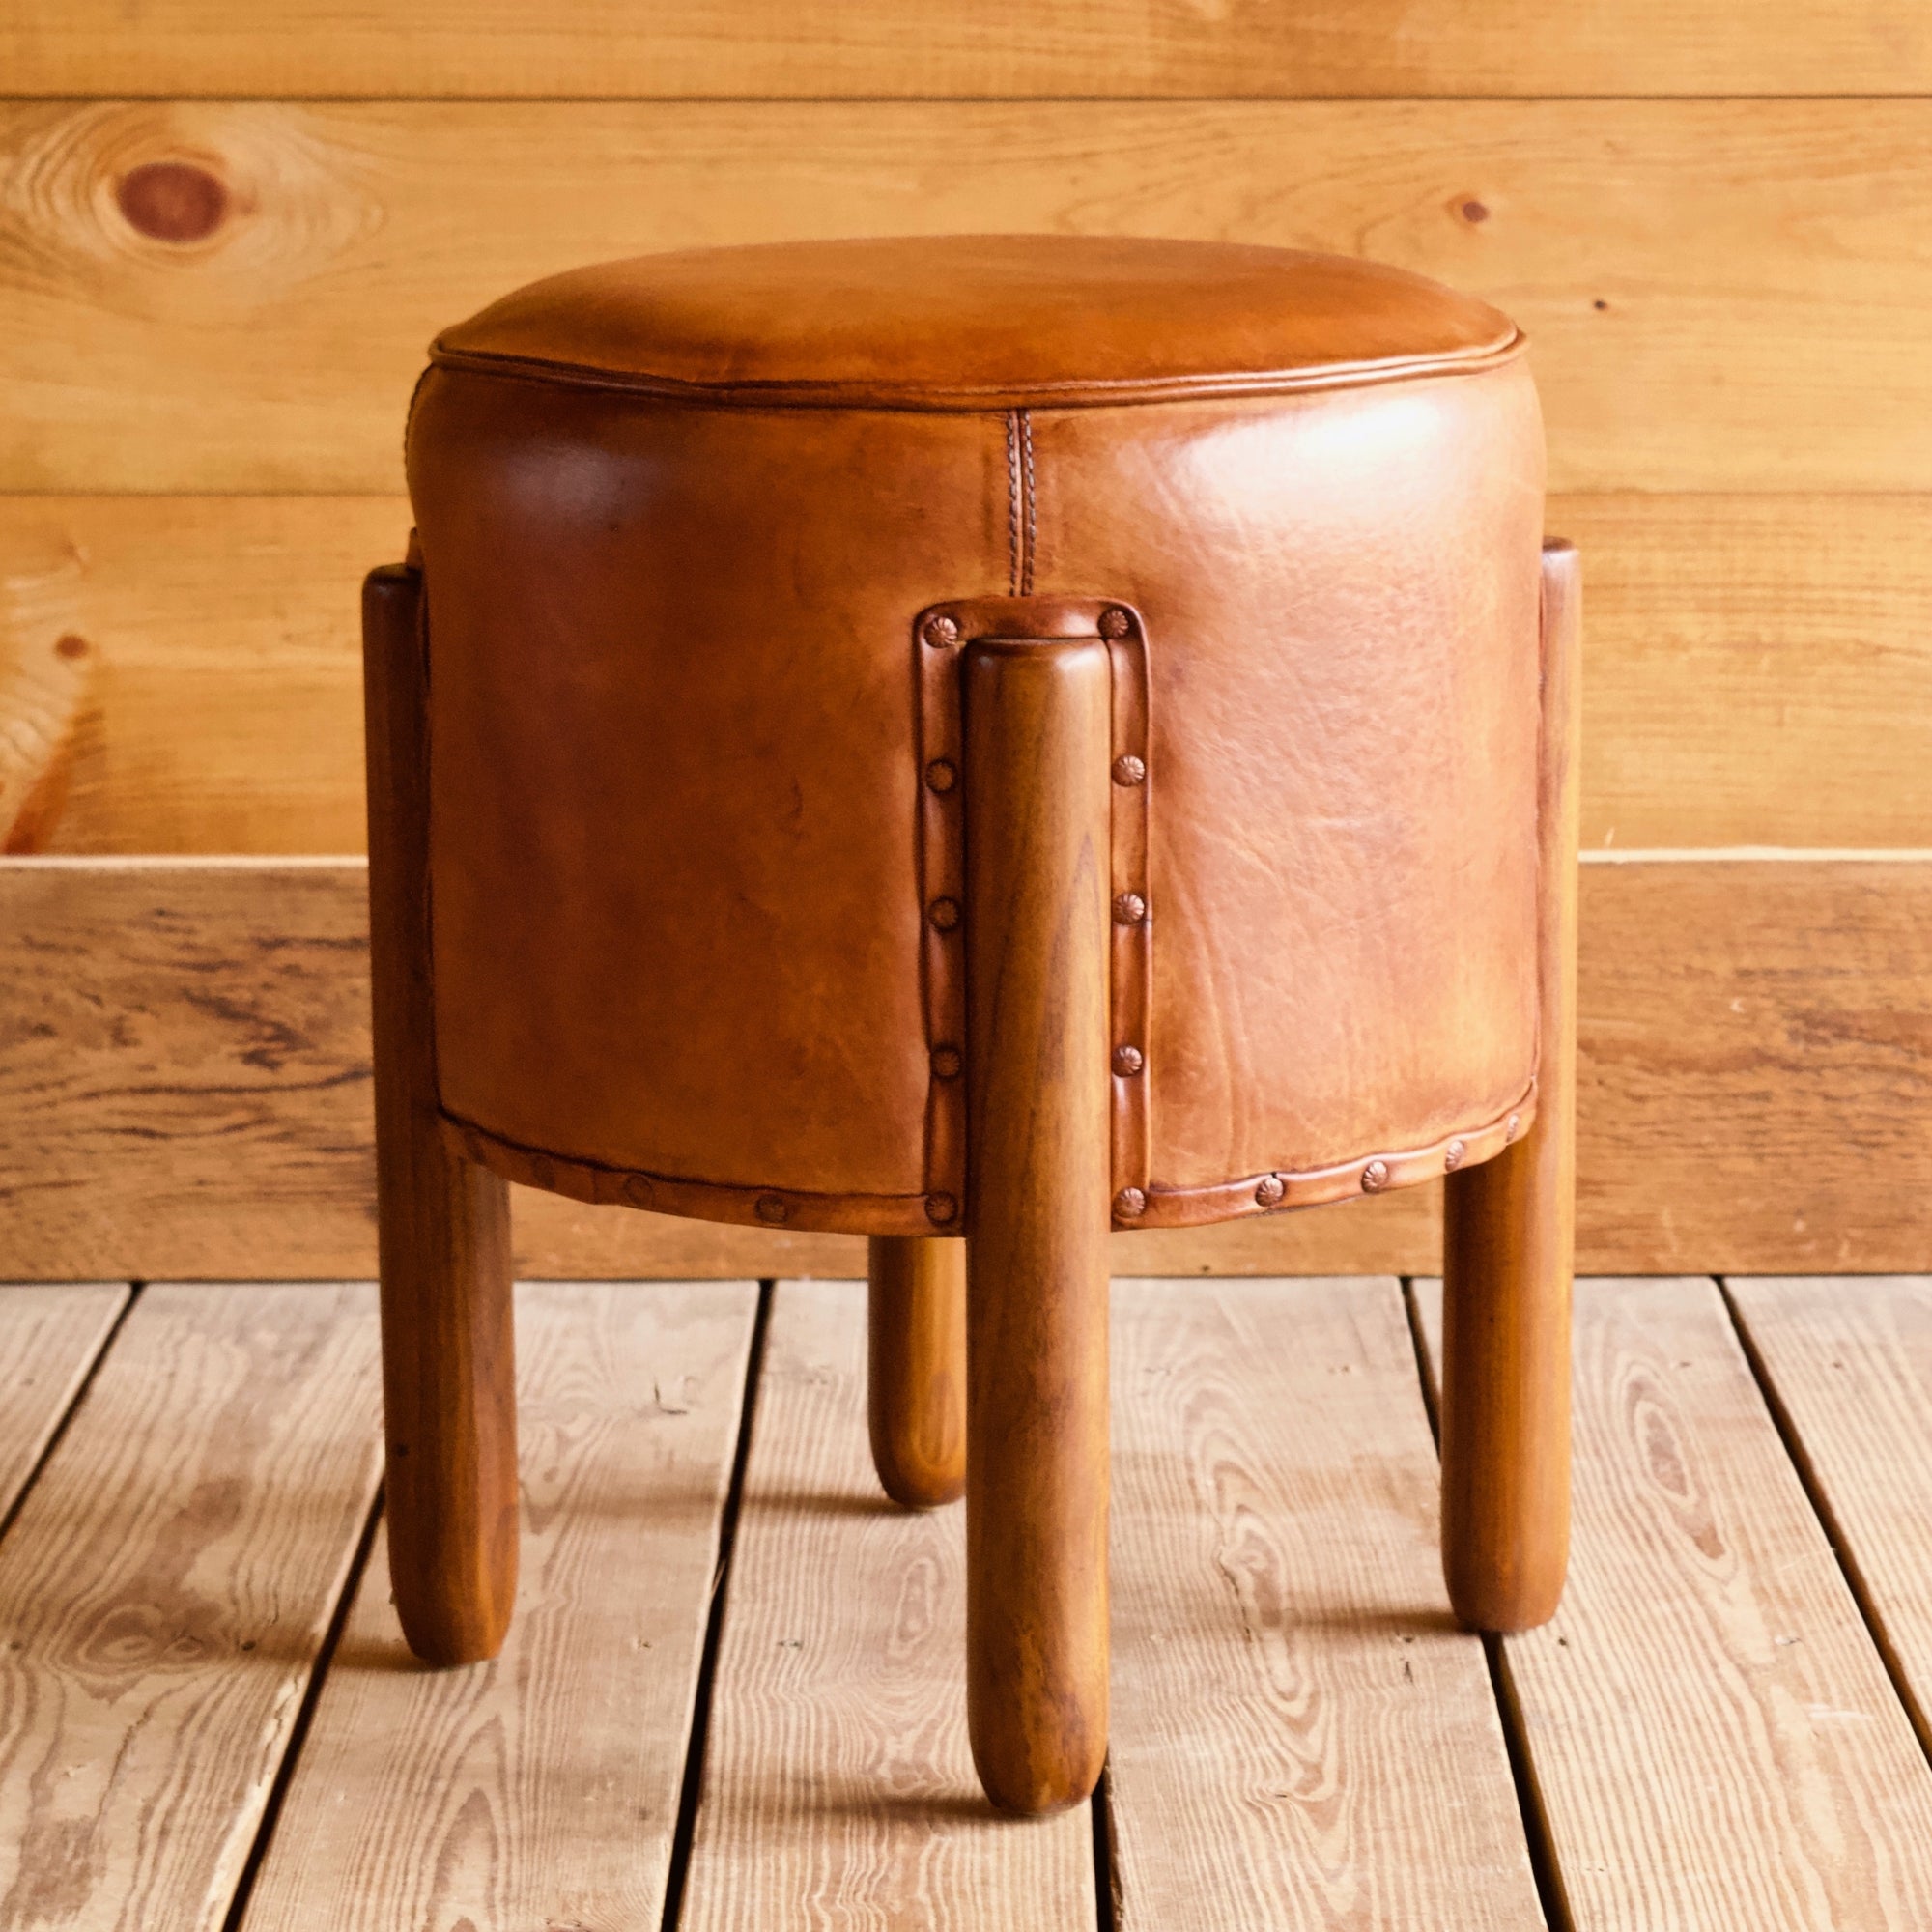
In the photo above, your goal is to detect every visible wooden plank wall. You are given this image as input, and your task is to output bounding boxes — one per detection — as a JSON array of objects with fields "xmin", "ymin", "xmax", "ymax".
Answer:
[{"xmin": 1, "ymin": 10, "xmax": 1927, "ymax": 1278}]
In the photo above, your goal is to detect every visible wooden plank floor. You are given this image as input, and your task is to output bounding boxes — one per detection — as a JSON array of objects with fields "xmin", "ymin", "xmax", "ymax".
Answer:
[{"xmin": 0, "ymin": 1272, "xmax": 1930, "ymax": 1929}]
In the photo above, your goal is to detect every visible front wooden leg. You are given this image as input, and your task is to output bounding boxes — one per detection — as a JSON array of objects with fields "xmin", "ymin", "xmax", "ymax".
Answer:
[
  {"xmin": 1439, "ymin": 539, "xmax": 1580, "ymax": 1632},
  {"xmin": 961, "ymin": 636, "xmax": 1112, "ymax": 1816},
  {"xmin": 364, "ymin": 558, "xmax": 519, "ymax": 1665},
  {"xmin": 867, "ymin": 1236, "xmax": 967, "ymax": 1508}
]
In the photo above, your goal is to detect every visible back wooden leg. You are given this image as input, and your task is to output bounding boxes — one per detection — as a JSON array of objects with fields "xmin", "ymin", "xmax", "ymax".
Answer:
[
  {"xmin": 1439, "ymin": 539, "xmax": 1581, "ymax": 1633},
  {"xmin": 364, "ymin": 558, "xmax": 520, "ymax": 1666},
  {"xmin": 961, "ymin": 635, "xmax": 1112, "ymax": 1817},
  {"xmin": 868, "ymin": 1236, "xmax": 967, "ymax": 1508}
]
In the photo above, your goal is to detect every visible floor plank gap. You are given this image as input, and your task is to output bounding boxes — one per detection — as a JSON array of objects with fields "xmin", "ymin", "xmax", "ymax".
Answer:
[
  {"xmin": 1484, "ymin": 1634, "xmax": 1575, "ymax": 1932},
  {"xmin": 242, "ymin": 1280, "xmax": 759, "ymax": 1932},
  {"xmin": 1091, "ymin": 1763, "xmax": 1119, "ymax": 1932},
  {"xmin": 661, "ymin": 1278, "xmax": 775, "ymax": 1932},
  {"xmin": 217, "ymin": 1485, "xmax": 384, "ymax": 1932},
  {"xmin": 1719, "ymin": 1276, "xmax": 1932, "ymax": 1763},
  {"xmin": 1416, "ymin": 1275, "xmax": 1932, "ymax": 1930},
  {"xmin": 1405, "ymin": 1277, "xmax": 1570, "ymax": 1930},
  {"xmin": 0, "ymin": 1281, "xmax": 139, "ymax": 1555},
  {"xmin": 0, "ymin": 1281, "xmax": 386, "ymax": 1932},
  {"xmin": 1401, "ymin": 1276, "xmax": 1442, "ymax": 1445},
  {"xmin": 680, "ymin": 1278, "xmax": 1096, "ymax": 1929},
  {"xmin": 1108, "ymin": 1277, "xmax": 1542, "ymax": 1930}
]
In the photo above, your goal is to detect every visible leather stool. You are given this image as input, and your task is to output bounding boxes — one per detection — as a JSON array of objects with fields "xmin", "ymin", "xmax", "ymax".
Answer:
[{"xmin": 364, "ymin": 235, "xmax": 1577, "ymax": 1817}]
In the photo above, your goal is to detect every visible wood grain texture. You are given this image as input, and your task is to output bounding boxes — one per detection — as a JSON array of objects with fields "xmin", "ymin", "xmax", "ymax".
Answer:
[
  {"xmin": 1417, "ymin": 1277, "xmax": 1932, "ymax": 1931},
  {"xmin": 1108, "ymin": 1276, "xmax": 1543, "ymax": 1931},
  {"xmin": 0, "ymin": 1282, "xmax": 383, "ymax": 1932},
  {"xmin": 5, "ymin": 0, "xmax": 1928, "ymax": 97},
  {"xmin": 681, "ymin": 1278, "xmax": 1095, "ymax": 1928},
  {"xmin": 1560, "ymin": 495, "xmax": 1932, "ymax": 852},
  {"xmin": 363, "ymin": 559, "xmax": 518, "ymax": 1665},
  {"xmin": 4, "ymin": 100, "xmax": 1931, "ymax": 493},
  {"xmin": 867, "ymin": 1236, "xmax": 966, "ymax": 1510},
  {"xmin": 961, "ymin": 637, "xmax": 1112, "ymax": 1814},
  {"xmin": 1575, "ymin": 857, "xmax": 1932, "ymax": 1274},
  {"xmin": 0, "ymin": 1284, "xmax": 128, "ymax": 1517},
  {"xmin": 0, "ymin": 496, "xmax": 400, "ymax": 855},
  {"xmin": 9, "ymin": 495, "xmax": 1930, "ymax": 857},
  {"xmin": 5, "ymin": 855, "xmax": 1931, "ymax": 1279},
  {"xmin": 242, "ymin": 1280, "xmax": 756, "ymax": 1932},
  {"xmin": 1726, "ymin": 1275, "xmax": 1932, "ymax": 1752},
  {"xmin": 0, "ymin": 602, "xmax": 98, "ymax": 856}
]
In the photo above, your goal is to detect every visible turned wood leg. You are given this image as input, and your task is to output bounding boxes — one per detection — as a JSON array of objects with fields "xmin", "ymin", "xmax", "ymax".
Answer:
[
  {"xmin": 364, "ymin": 558, "xmax": 520, "ymax": 1665},
  {"xmin": 961, "ymin": 636, "xmax": 1112, "ymax": 1816},
  {"xmin": 867, "ymin": 1236, "xmax": 967, "ymax": 1508},
  {"xmin": 1440, "ymin": 539, "xmax": 1581, "ymax": 1633}
]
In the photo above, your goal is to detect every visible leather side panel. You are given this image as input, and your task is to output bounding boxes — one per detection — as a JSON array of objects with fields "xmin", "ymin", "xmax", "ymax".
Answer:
[
  {"xmin": 408, "ymin": 371, "xmax": 1009, "ymax": 1200},
  {"xmin": 1029, "ymin": 363, "xmax": 1548, "ymax": 1192}
]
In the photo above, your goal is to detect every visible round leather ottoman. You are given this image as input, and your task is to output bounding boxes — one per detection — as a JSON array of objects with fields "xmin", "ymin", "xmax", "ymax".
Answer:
[{"xmin": 363, "ymin": 234, "xmax": 1578, "ymax": 1815}]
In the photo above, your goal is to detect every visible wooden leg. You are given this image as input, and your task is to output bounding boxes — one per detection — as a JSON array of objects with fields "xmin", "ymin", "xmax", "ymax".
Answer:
[
  {"xmin": 961, "ymin": 636, "xmax": 1112, "ymax": 1816},
  {"xmin": 868, "ymin": 1236, "xmax": 967, "ymax": 1508},
  {"xmin": 1440, "ymin": 539, "xmax": 1581, "ymax": 1633},
  {"xmin": 364, "ymin": 558, "xmax": 520, "ymax": 1666}
]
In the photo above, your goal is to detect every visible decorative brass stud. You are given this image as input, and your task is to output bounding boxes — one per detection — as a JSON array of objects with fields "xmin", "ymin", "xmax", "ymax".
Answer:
[
  {"xmin": 1254, "ymin": 1174, "xmax": 1286, "ymax": 1208},
  {"xmin": 928, "ymin": 896, "xmax": 961, "ymax": 931},
  {"xmin": 923, "ymin": 612, "xmax": 960, "ymax": 648},
  {"xmin": 1112, "ymin": 1044, "xmax": 1144, "ymax": 1077},
  {"xmin": 622, "ymin": 1173, "xmax": 656, "ymax": 1208},
  {"xmin": 931, "ymin": 1043, "xmax": 962, "ymax": 1079},
  {"xmin": 1115, "ymin": 1186, "xmax": 1148, "ymax": 1219},
  {"xmin": 1443, "ymin": 1139, "xmax": 1466, "ymax": 1173},
  {"xmin": 1506, "ymin": 1112, "xmax": 1521, "ymax": 1141},
  {"xmin": 924, "ymin": 758, "xmax": 957, "ymax": 794},
  {"xmin": 924, "ymin": 1192, "xmax": 958, "ymax": 1225},
  {"xmin": 1098, "ymin": 607, "xmax": 1132, "ymax": 639},
  {"xmin": 1113, "ymin": 891, "xmax": 1147, "ymax": 925},
  {"xmin": 755, "ymin": 1193, "xmax": 789, "ymax": 1224},
  {"xmin": 1112, "ymin": 753, "xmax": 1147, "ymax": 787},
  {"xmin": 1361, "ymin": 1159, "xmax": 1390, "ymax": 1193}
]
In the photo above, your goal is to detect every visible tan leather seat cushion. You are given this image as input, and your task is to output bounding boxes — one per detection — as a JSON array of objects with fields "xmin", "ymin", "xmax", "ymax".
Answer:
[{"xmin": 433, "ymin": 234, "xmax": 1520, "ymax": 410}]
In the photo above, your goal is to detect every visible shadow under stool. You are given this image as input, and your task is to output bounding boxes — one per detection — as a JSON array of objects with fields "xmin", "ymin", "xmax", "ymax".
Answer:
[{"xmin": 362, "ymin": 233, "xmax": 1578, "ymax": 1817}]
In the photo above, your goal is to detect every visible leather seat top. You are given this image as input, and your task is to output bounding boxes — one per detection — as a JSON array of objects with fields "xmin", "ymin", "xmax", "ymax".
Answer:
[{"xmin": 431, "ymin": 234, "xmax": 1520, "ymax": 412}]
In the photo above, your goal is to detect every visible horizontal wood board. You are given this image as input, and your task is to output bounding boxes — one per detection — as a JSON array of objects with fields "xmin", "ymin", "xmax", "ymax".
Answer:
[
  {"xmin": 242, "ymin": 1280, "xmax": 757, "ymax": 1932},
  {"xmin": 681, "ymin": 1278, "xmax": 1095, "ymax": 1928},
  {"xmin": 6, "ymin": 0, "xmax": 1929, "ymax": 97},
  {"xmin": 1416, "ymin": 1276, "xmax": 1932, "ymax": 1931},
  {"xmin": 7, "ymin": 494, "xmax": 1929, "ymax": 857},
  {"xmin": 5, "ymin": 100, "xmax": 1932, "ymax": 494},
  {"xmin": 1107, "ymin": 1275, "xmax": 1543, "ymax": 1929},
  {"xmin": 0, "ymin": 1282, "xmax": 383, "ymax": 1932},
  {"xmin": 2, "ymin": 855, "xmax": 1927, "ymax": 1279}
]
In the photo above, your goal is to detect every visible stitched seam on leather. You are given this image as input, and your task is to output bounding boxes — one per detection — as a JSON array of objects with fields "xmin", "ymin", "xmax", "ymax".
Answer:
[
  {"xmin": 1005, "ymin": 412, "xmax": 1022, "ymax": 596},
  {"xmin": 1019, "ymin": 411, "xmax": 1037, "ymax": 597},
  {"xmin": 424, "ymin": 331, "xmax": 1528, "ymax": 412}
]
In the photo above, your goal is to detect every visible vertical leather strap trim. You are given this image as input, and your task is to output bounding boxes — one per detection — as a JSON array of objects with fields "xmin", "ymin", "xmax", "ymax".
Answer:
[
  {"xmin": 913, "ymin": 594, "xmax": 1151, "ymax": 1227},
  {"xmin": 1104, "ymin": 608, "xmax": 1151, "ymax": 1208},
  {"xmin": 916, "ymin": 605, "xmax": 968, "ymax": 1228}
]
